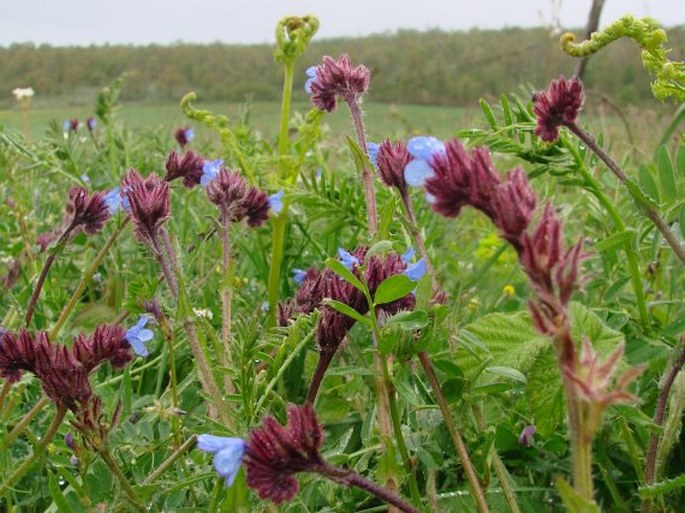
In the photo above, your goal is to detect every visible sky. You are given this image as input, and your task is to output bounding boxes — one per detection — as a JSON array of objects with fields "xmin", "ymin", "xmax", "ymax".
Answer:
[{"xmin": 1, "ymin": 0, "xmax": 683, "ymax": 46}]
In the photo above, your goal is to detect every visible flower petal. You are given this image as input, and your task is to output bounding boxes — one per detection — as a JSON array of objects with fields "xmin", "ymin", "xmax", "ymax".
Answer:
[
  {"xmin": 268, "ymin": 190, "xmax": 284, "ymax": 216},
  {"xmin": 407, "ymin": 136, "xmax": 445, "ymax": 160},
  {"xmin": 404, "ymin": 258, "xmax": 427, "ymax": 281},
  {"xmin": 404, "ymin": 159, "xmax": 435, "ymax": 187},
  {"xmin": 401, "ymin": 246, "xmax": 415, "ymax": 263},
  {"xmin": 197, "ymin": 434, "xmax": 243, "ymax": 454},
  {"xmin": 214, "ymin": 442, "xmax": 246, "ymax": 487},
  {"xmin": 128, "ymin": 338, "xmax": 149, "ymax": 357}
]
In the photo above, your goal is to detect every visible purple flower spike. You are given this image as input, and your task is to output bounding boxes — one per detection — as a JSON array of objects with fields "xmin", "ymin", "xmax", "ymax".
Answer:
[
  {"xmin": 197, "ymin": 435, "xmax": 247, "ymax": 488},
  {"xmin": 377, "ymin": 140, "xmax": 412, "ymax": 192},
  {"xmin": 533, "ymin": 76, "xmax": 584, "ymax": 142},
  {"xmin": 66, "ymin": 187, "xmax": 111, "ymax": 235},
  {"xmin": 309, "ymin": 54, "xmax": 370, "ymax": 113},
  {"xmin": 121, "ymin": 170, "xmax": 170, "ymax": 243}
]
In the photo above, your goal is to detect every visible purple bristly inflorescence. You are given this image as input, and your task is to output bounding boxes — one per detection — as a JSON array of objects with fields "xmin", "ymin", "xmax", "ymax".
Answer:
[
  {"xmin": 121, "ymin": 170, "xmax": 171, "ymax": 243},
  {"xmin": 244, "ymin": 403, "xmax": 324, "ymax": 504},
  {"xmin": 376, "ymin": 139, "xmax": 412, "ymax": 193},
  {"xmin": 66, "ymin": 187, "xmax": 111, "ymax": 235},
  {"xmin": 164, "ymin": 150, "xmax": 205, "ymax": 188},
  {"xmin": 533, "ymin": 76, "xmax": 584, "ymax": 142},
  {"xmin": 309, "ymin": 54, "xmax": 370, "ymax": 113}
]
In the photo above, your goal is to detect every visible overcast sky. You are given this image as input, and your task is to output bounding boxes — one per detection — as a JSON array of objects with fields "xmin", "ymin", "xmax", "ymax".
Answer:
[{"xmin": 1, "ymin": 0, "xmax": 683, "ymax": 46}]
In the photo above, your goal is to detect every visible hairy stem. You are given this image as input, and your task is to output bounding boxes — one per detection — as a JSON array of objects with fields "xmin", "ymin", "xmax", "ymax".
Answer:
[
  {"xmin": 151, "ymin": 232, "xmax": 178, "ymax": 298},
  {"xmin": 345, "ymin": 96, "xmax": 378, "ymax": 237},
  {"xmin": 418, "ymin": 351, "xmax": 490, "ymax": 513},
  {"xmin": 50, "ymin": 218, "xmax": 129, "ymax": 339},
  {"xmin": 566, "ymin": 121, "xmax": 685, "ymax": 266},
  {"xmin": 0, "ymin": 396, "xmax": 51, "ymax": 451},
  {"xmin": 98, "ymin": 446, "xmax": 146, "ymax": 512},
  {"xmin": 219, "ymin": 214, "xmax": 235, "ymax": 394},
  {"xmin": 399, "ymin": 190, "xmax": 439, "ymax": 291},
  {"xmin": 319, "ymin": 462, "xmax": 420, "ymax": 513},
  {"xmin": 642, "ymin": 339, "xmax": 685, "ymax": 513},
  {"xmin": 25, "ymin": 222, "xmax": 77, "ymax": 326},
  {"xmin": 0, "ymin": 406, "xmax": 66, "ymax": 497},
  {"xmin": 306, "ymin": 350, "xmax": 336, "ymax": 404},
  {"xmin": 143, "ymin": 435, "xmax": 197, "ymax": 485}
]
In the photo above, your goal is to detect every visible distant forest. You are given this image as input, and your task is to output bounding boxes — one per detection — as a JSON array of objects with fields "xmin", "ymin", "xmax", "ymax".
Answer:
[{"xmin": 2, "ymin": 26, "xmax": 683, "ymax": 107}]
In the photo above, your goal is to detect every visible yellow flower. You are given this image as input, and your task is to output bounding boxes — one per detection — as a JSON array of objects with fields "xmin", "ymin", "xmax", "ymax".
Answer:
[{"xmin": 503, "ymin": 284, "xmax": 515, "ymax": 297}]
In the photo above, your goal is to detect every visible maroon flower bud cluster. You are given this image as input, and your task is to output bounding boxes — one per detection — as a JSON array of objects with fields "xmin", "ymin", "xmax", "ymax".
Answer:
[
  {"xmin": 66, "ymin": 187, "xmax": 111, "ymax": 235},
  {"xmin": 376, "ymin": 140, "xmax": 412, "ymax": 193},
  {"xmin": 0, "ymin": 325, "xmax": 133, "ymax": 412},
  {"xmin": 174, "ymin": 127, "xmax": 192, "ymax": 148},
  {"xmin": 295, "ymin": 248, "xmax": 415, "ymax": 357},
  {"xmin": 206, "ymin": 168, "xmax": 271, "ymax": 227},
  {"xmin": 164, "ymin": 150, "xmax": 205, "ymax": 188},
  {"xmin": 309, "ymin": 54, "xmax": 371, "ymax": 113},
  {"xmin": 122, "ymin": 170, "xmax": 171, "ymax": 243},
  {"xmin": 533, "ymin": 76, "xmax": 584, "ymax": 142},
  {"xmin": 244, "ymin": 403, "xmax": 324, "ymax": 504}
]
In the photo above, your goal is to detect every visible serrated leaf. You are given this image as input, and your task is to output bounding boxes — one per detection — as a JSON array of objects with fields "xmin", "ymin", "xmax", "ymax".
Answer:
[
  {"xmin": 657, "ymin": 145, "xmax": 677, "ymax": 202},
  {"xmin": 384, "ymin": 310, "xmax": 428, "ymax": 331},
  {"xmin": 555, "ymin": 476, "xmax": 601, "ymax": 513},
  {"xmin": 594, "ymin": 229, "xmax": 635, "ymax": 252},
  {"xmin": 324, "ymin": 257, "xmax": 366, "ymax": 294},
  {"xmin": 373, "ymin": 274, "xmax": 415, "ymax": 305},
  {"xmin": 639, "ymin": 163, "xmax": 661, "ymax": 203},
  {"xmin": 324, "ymin": 299, "xmax": 371, "ymax": 327},
  {"xmin": 526, "ymin": 348, "xmax": 566, "ymax": 436}
]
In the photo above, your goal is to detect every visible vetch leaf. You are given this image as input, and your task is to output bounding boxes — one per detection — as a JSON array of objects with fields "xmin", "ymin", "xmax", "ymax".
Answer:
[
  {"xmin": 384, "ymin": 310, "xmax": 428, "ymax": 331},
  {"xmin": 373, "ymin": 274, "xmax": 415, "ymax": 305},
  {"xmin": 324, "ymin": 299, "xmax": 372, "ymax": 327},
  {"xmin": 325, "ymin": 257, "xmax": 366, "ymax": 294},
  {"xmin": 366, "ymin": 240, "xmax": 393, "ymax": 259},
  {"xmin": 485, "ymin": 366, "xmax": 527, "ymax": 383},
  {"xmin": 480, "ymin": 98, "xmax": 498, "ymax": 130},
  {"xmin": 657, "ymin": 145, "xmax": 677, "ymax": 202},
  {"xmin": 639, "ymin": 163, "xmax": 660, "ymax": 203},
  {"xmin": 594, "ymin": 229, "xmax": 635, "ymax": 252}
]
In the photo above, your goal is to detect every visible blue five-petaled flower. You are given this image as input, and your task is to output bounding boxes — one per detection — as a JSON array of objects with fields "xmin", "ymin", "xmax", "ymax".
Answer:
[
  {"xmin": 404, "ymin": 258, "xmax": 427, "ymax": 281},
  {"xmin": 125, "ymin": 316, "xmax": 154, "ymax": 357},
  {"xmin": 304, "ymin": 66, "xmax": 318, "ymax": 94},
  {"xmin": 104, "ymin": 187, "xmax": 122, "ymax": 214},
  {"xmin": 200, "ymin": 159, "xmax": 224, "ymax": 186},
  {"xmin": 338, "ymin": 248, "xmax": 360, "ymax": 271},
  {"xmin": 292, "ymin": 268, "xmax": 307, "ymax": 286},
  {"xmin": 268, "ymin": 189, "xmax": 284, "ymax": 216},
  {"xmin": 367, "ymin": 142, "xmax": 380, "ymax": 169},
  {"xmin": 404, "ymin": 136, "xmax": 445, "ymax": 187},
  {"xmin": 197, "ymin": 435, "xmax": 247, "ymax": 487}
]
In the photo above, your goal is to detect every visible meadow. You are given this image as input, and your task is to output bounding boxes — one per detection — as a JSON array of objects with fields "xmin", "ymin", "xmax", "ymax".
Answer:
[{"xmin": 0, "ymin": 13, "xmax": 684, "ymax": 513}]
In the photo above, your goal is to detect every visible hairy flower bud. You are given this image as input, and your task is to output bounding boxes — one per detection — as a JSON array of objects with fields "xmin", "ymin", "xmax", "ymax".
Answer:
[
  {"xmin": 376, "ymin": 140, "xmax": 412, "ymax": 193},
  {"xmin": 121, "ymin": 170, "xmax": 171, "ymax": 243},
  {"xmin": 164, "ymin": 150, "xmax": 205, "ymax": 188},
  {"xmin": 309, "ymin": 55, "xmax": 370, "ymax": 113},
  {"xmin": 533, "ymin": 76, "xmax": 584, "ymax": 142},
  {"xmin": 66, "ymin": 187, "xmax": 111, "ymax": 235}
]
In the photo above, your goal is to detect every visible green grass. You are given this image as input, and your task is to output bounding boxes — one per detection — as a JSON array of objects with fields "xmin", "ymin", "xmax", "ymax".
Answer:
[{"xmin": 0, "ymin": 101, "xmax": 481, "ymax": 143}]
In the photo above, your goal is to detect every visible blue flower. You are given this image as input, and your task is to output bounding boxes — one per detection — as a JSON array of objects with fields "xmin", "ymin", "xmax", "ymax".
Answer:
[
  {"xmin": 338, "ymin": 248, "xmax": 360, "ymax": 271},
  {"xmin": 63, "ymin": 120, "xmax": 71, "ymax": 132},
  {"xmin": 200, "ymin": 159, "xmax": 224, "ymax": 186},
  {"xmin": 81, "ymin": 174, "xmax": 91, "ymax": 184},
  {"xmin": 125, "ymin": 316, "xmax": 154, "ymax": 357},
  {"xmin": 304, "ymin": 66, "xmax": 318, "ymax": 94},
  {"xmin": 404, "ymin": 258, "xmax": 427, "ymax": 281},
  {"xmin": 184, "ymin": 128, "xmax": 195, "ymax": 142},
  {"xmin": 404, "ymin": 136, "xmax": 445, "ymax": 187},
  {"xmin": 401, "ymin": 246, "xmax": 415, "ymax": 264},
  {"xmin": 196, "ymin": 435, "xmax": 247, "ymax": 488},
  {"xmin": 293, "ymin": 268, "xmax": 308, "ymax": 286},
  {"xmin": 367, "ymin": 142, "xmax": 380, "ymax": 169},
  {"xmin": 268, "ymin": 189, "xmax": 284, "ymax": 216},
  {"xmin": 104, "ymin": 187, "xmax": 122, "ymax": 214}
]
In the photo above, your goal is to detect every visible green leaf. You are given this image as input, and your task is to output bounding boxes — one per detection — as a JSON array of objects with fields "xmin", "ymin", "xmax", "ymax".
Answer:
[
  {"xmin": 677, "ymin": 143, "xmax": 685, "ymax": 176},
  {"xmin": 366, "ymin": 240, "xmax": 393, "ymax": 259},
  {"xmin": 555, "ymin": 476, "xmax": 601, "ymax": 513},
  {"xmin": 324, "ymin": 299, "xmax": 372, "ymax": 327},
  {"xmin": 384, "ymin": 310, "xmax": 428, "ymax": 331},
  {"xmin": 639, "ymin": 163, "xmax": 660, "ymax": 203},
  {"xmin": 657, "ymin": 145, "xmax": 677, "ymax": 202},
  {"xmin": 485, "ymin": 366, "xmax": 527, "ymax": 383},
  {"xmin": 594, "ymin": 229, "xmax": 635, "ymax": 252},
  {"xmin": 48, "ymin": 471, "xmax": 73, "ymax": 513},
  {"xmin": 346, "ymin": 135, "xmax": 373, "ymax": 175},
  {"xmin": 501, "ymin": 94, "xmax": 513, "ymax": 126},
  {"xmin": 324, "ymin": 257, "xmax": 366, "ymax": 294},
  {"xmin": 479, "ymin": 98, "xmax": 498, "ymax": 130},
  {"xmin": 373, "ymin": 274, "xmax": 415, "ymax": 305},
  {"xmin": 680, "ymin": 204, "xmax": 685, "ymax": 239},
  {"xmin": 526, "ymin": 348, "xmax": 566, "ymax": 436}
]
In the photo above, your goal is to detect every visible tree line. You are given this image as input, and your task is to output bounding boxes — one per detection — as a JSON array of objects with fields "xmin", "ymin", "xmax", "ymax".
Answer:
[{"xmin": 2, "ymin": 26, "xmax": 683, "ymax": 108}]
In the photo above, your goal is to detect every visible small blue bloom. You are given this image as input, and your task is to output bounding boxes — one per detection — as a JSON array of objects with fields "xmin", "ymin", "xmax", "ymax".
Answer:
[
  {"xmin": 293, "ymin": 268, "xmax": 308, "ymax": 286},
  {"xmin": 268, "ymin": 189, "xmax": 284, "ymax": 216},
  {"xmin": 104, "ymin": 187, "xmax": 122, "ymax": 214},
  {"xmin": 63, "ymin": 120, "xmax": 71, "ymax": 132},
  {"xmin": 407, "ymin": 136, "xmax": 445, "ymax": 160},
  {"xmin": 425, "ymin": 192, "xmax": 437, "ymax": 204},
  {"xmin": 260, "ymin": 301, "xmax": 270, "ymax": 313},
  {"xmin": 367, "ymin": 142, "xmax": 380, "ymax": 169},
  {"xmin": 304, "ymin": 66, "xmax": 318, "ymax": 94},
  {"xmin": 80, "ymin": 174, "xmax": 91, "ymax": 184},
  {"xmin": 404, "ymin": 258, "xmax": 427, "ymax": 281},
  {"xmin": 401, "ymin": 246, "xmax": 415, "ymax": 264},
  {"xmin": 125, "ymin": 316, "xmax": 154, "ymax": 357},
  {"xmin": 87, "ymin": 117, "xmax": 96, "ymax": 131},
  {"xmin": 197, "ymin": 435, "xmax": 247, "ymax": 488},
  {"xmin": 338, "ymin": 248, "xmax": 360, "ymax": 271},
  {"xmin": 404, "ymin": 159, "xmax": 436, "ymax": 187},
  {"xmin": 184, "ymin": 128, "xmax": 195, "ymax": 142},
  {"xmin": 200, "ymin": 159, "xmax": 224, "ymax": 186}
]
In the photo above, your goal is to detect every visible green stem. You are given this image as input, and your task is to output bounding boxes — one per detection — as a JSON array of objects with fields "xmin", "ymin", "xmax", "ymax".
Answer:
[
  {"xmin": 399, "ymin": 190, "xmax": 439, "ymax": 292},
  {"xmin": 417, "ymin": 351, "xmax": 490, "ymax": 513},
  {"xmin": 561, "ymin": 135, "xmax": 649, "ymax": 327},
  {"xmin": 0, "ymin": 382, "xmax": 10, "ymax": 415},
  {"xmin": 0, "ymin": 406, "xmax": 66, "ymax": 497},
  {"xmin": 566, "ymin": 122, "xmax": 685, "ymax": 266},
  {"xmin": 49, "ymin": 218, "xmax": 129, "ymax": 339},
  {"xmin": 219, "ymin": 216, "xmax": 235, "ymax": 394},
  {"xmin": 571, "ymin": 410, "xmax": 594, "ymax": 501},
  {"xmin": 0, "ymin": 396, "xmax": 51, "ymax": 451},
  {"xmin": 143, "ymin": 435, "xmax": 197, "ymax": 485},
  {"xmin": 98, "ymin": 446, "xmax": 146, "ymax": 512},
  {"xmin": 266, "ymin": 59, "xmax": 296, "ymax": 325}
]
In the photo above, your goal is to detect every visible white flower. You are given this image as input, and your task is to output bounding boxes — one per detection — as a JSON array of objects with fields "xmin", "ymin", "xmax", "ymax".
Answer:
[
  {"xmin": 12, "ymin": 87, "xmax": 35, "ymax": 100},
  {"xmin": 193, "ymin": 308, "xmax": 213, "ymax": 320}
]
